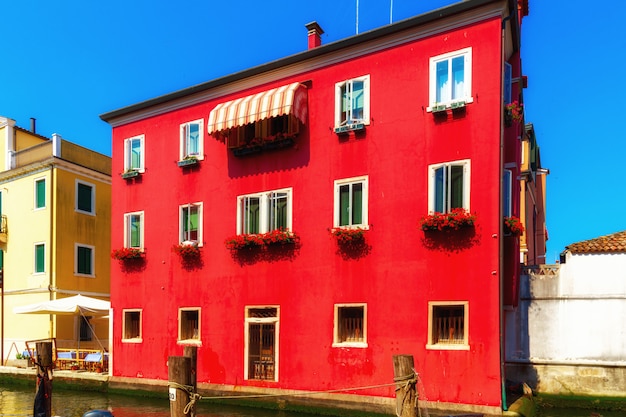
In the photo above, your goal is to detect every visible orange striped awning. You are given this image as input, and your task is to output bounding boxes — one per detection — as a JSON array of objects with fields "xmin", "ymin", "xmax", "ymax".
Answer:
[{"xmin": 207, "ymin": 82, "xmax": 308, "ymax": 134}]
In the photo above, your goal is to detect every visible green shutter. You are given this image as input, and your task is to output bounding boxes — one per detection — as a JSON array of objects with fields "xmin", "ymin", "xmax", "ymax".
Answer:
[
  {"xmin": 450, "ymin": 165, "xmax": 465, "ymax": 209},
  {"xmin": 339, "ymin": 185, "xmax": 350, "ymax": 226},
  {"xmin": 352, "ymin": 183, "xmax": 363, "ymax": 225},
  {"xmin": 77, "ymin": 246, "xmax": 92, "ymax": 275},
  {"xmin": 0, "ymin": 250, "xmax": 4, "ymax": 269},
  {"xmin": 35, "ymin": 244, "xmax": 45, "ymax": 273},
  {"xmin": 36, "ymin": 179, "xmax": 45, "ymax": 208},
  {"xmin": 77, "ymin": 183, "xmax": 92, "ymax": 213}
]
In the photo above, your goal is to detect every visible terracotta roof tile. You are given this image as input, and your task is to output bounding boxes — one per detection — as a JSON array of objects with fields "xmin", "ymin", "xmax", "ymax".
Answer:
[{"xmin": 566, "ymin": 231, "xmax": 626, "ymax": 254}]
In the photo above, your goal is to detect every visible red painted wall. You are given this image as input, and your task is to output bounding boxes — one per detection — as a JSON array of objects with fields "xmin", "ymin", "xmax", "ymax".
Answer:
[{"xmin": 109, "ymin": 14, "xmax": 516, "ymax": 410}]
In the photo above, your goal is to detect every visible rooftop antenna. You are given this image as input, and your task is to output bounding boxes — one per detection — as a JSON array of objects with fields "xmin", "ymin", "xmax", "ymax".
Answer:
[{"xmin": 356, "ymin": 0, "xmax": 359, "ymax": 34}]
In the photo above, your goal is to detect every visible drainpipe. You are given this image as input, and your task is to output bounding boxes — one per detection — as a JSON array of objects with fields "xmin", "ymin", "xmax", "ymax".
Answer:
[{"xmin": 49, "ymin": 159, "xmax": 56, "ymax": 339}]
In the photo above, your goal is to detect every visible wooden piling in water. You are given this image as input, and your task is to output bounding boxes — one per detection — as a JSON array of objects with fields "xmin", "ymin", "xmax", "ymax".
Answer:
[
  {"xmin": 393, "ymin": 355, "xmax": 417, "ymax": 417},
  {"xmin": 183, "ymin": 346, "xmax": 197, "ymax": 417},
  {"xmin": 35, "ymin": 341, "xmax": 53, "ymax": 417},
  {"xmin": 168, "ymin": 355, "xmax": 192, "ymax": 417}
]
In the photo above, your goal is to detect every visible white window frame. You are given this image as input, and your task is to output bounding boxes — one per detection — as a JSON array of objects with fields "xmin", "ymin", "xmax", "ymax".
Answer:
[
  {"xmin": 75, "ymin": 243, "xmax": 95, "ymax": 277},
  {"xmin": 426, "ymin": 301, "xmax": 469, "ymax": 350},
  {"xmin": 236, "ymin": 188, "xmax": 293, "ymax": 235},
  {"xmin": 34, "ymin": 177, "xmax": 46, "ymax": 210},
  {"xmin": 34, "ymin": 242, "xmax": 46, "ymax": 274},
  {"xmin": 178, "ymin": 307, "xmax": 201, "ymax": 345},
  {"xmin": 334, "ymin": 75, "xmax": 371, "ymax": 128},
  {"xmin": 179, "ymin": 119, "xmax": 204, "ymax": 161},
  {"xmin": 122, "ymin": 309, "xmax": 143, "ymax": 343},
  {"xmin": 428, "ymin": 160, "xmax": 471, "ymax": 213},
  {"xmin": 244, "ymin": 305, "xmax": 280, "ymax": 382},
  {"xmin": 333, "ymin": 176, "xmax": 369, "ymax": 229},
  {"xmin": 428, "ymin": 47, "xmax": 473, "ymax": 110},
  {"xmin": 123, "ymin": 135, "xmax": 145, "ymax": 173},
  {"xmin": 179, "ymin": 202, "xmax": 203, "ymax": 245},
  {"xmin": 124, "ymin": 211, "xmax": 144, "ymax": 250},
  {"xmin": 333, "ymin": 303, "xmax": 368, "ymax": 348},
  {"xmin": 75, "ymin": 179, "xmax": 96, "ymax": 215}
]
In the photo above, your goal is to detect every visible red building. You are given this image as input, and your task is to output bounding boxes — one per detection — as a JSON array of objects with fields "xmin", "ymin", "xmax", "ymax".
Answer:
[{"xmin": 101, "ymin": 0, "xmax": 537, "ymax": 415}]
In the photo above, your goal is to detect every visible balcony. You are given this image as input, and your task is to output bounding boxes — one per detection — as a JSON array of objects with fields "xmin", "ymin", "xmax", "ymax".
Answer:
[{"xmin": 0, "ymin": 215, "xmax": 6, "ymax": 243}]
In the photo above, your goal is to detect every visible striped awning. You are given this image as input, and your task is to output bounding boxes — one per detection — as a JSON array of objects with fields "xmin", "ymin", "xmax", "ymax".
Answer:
[{"xmin": 207, "ymin": 82, "xmax": 308, "ymax": 134}]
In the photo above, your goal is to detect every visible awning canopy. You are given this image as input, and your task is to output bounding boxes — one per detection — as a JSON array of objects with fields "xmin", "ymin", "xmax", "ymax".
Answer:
[
  {"xmin": 13, "ymin": 294, "xmax": 110, "ymax": 316},
  {"xmin": 208, "ymin": 82, "xmax": 308, "ymax": 134}
]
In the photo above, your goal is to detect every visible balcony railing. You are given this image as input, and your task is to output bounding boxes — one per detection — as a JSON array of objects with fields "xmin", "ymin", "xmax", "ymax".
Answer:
[{"xmin": 0, "ymin": 214, "xmax": 7, "ymax": 243}]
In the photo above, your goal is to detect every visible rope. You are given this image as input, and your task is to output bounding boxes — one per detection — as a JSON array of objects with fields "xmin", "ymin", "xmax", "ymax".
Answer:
[
  {"xmin": 393, "ymin": 369, "xmax": 417, "ymax": 417},
  {"xmin": 167, "ymin": 380, "xmax": 400, "ymax": 406}
]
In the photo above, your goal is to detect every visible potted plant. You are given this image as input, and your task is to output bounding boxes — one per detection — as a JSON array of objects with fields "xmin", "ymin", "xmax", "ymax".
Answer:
[
  {"xmin": 260, "ymin": 228, "xmax": 300, "ymax": 246},
  {"xmin": 172, "ymin": 241, "xmax": 201, "ymax": 257},
  {"xmin": 224, "ymin": 234, "xmax": 264, "ymax": 250},
  {"xmin": 504, "ymin": 100, "xmax": 523, "ymax": 126},
  {"xmin": 504, "ymin": 216, "xmax": 524, "ymax": 236},
  {"xmin": 420, "ymin": 208, "xmax": 477, "ymax": 231}
]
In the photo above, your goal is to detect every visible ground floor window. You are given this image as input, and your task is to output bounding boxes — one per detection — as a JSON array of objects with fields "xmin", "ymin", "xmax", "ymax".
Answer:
[
  {"xmin": 122, "ymin": 309, "xmax": 142, "ymax": 342},
  {"xmin": 427, "ymin": 301, "xmax": 469, "ymax": 350},
  {"xmin": 333, "ymin": 304, "xmax": 367, "ymax": 347},
  {"xmin": 179, "ymin": 308, "xmax": 200, "ymax": 342},
  {"xmin": 245, "ymin": 306, "xmax": 278, "ymax": 381}
]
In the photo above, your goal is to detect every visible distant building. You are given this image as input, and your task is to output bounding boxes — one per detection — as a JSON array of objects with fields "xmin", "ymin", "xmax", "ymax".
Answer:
[
  {"xmin": 101, "ymin": 0, "xmax": 540, "ymax": 415},
  {"xmin": 0, "ymin": 116, "xmax": 111, "ymax": 360},
  {"xmin": 508, "ymin": 231, "xmax": 626, "ymax": 398}
]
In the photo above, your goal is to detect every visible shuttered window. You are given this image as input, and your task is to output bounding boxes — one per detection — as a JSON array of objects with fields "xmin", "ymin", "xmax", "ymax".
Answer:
[
  {"xmin": 76, "ymin": 182, "xmax": 94, "ymax": 214},
  {"xmin": 35, "ymin": 179, "xmax": 46, "ymax": 209},
  {"xmin": 76, "ymin": 245, "xmax": 93, "ymax": 275},
  {"xmin": 35, "ymin": 244, "xmax": 45, "ymax": 273}
]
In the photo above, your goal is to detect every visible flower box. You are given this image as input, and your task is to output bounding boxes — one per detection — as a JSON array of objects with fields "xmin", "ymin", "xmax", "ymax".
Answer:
[
  {"xmin": 172, "ymin": 242, "xmax": 200, "ymax": 257},
  {"xmin": 121, "ymin": 170, "xmax": 140, "ymax": 179},
  {"xmin": 504, "ymin": 101, "xmax": 523, "ymax": 127},
  {"xmin": 225, "ymin": 229, "xmax": 299, "ymax": 250},
  {"xmin": 111, "ymin": 247, "xmax": 144, "ymax": 260},
  {"xmin": 177, "ymin": 157, "xmax": 199, "ymax": 167},
  {"xmin": 504, "ymin": 216, "xmax": 524, "ymax": 236},
  {"xmin": 431, "ymin": 104, "xmax": 447, "ymax": 113},
  {"xmin": 329, "ymin": 227, "xmax": 367, "ymax": 244},
  {"xmin": 450, "ymin": 100, "xmax": 466, "ymax": 110},
  {"xmin": 420, "ymin": 208, "xmax": 476, "ymax": 231},
  {"xmin": 232, "ymin": 136, "xmax": 296, "ymax": 157},
  {"xmin": 334, "ymin": 123, "xmax": 365, "ymax": 134}
]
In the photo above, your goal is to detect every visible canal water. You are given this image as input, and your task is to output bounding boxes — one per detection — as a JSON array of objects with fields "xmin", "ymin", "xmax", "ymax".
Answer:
[{"xmin": 0, "ymin": 384, "xmax": 622, "ymax": 417}]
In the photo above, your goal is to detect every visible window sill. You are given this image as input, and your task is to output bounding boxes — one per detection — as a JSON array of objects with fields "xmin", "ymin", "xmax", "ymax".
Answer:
[
  {"xmin": 427, "ymin": 98, "xmax": 473, "ymax": 113},
  {"xmin": 426, "ymin": 343, "xmax": 469, "ymax": 351},
  {"xmin": 177, "ymin": 339, "xmax": 202, "ymax": 346},
  {"xmin": 177, "ymin": 158, "xmax": 199, "ymax": 168},
  {"xmin": 121, "ymin": 170, "xmax": 141, "ymax": 179},
  {"xmin": 332, "ymin": 342, "xmax": 368, "ymax": 348},
  {"xmin": 334, "ymin": 122, "xmax": 365, "ymax": 134},
  {"xmin": 122, "ymin": 338, "xmax": 143, "ymax": 344}
]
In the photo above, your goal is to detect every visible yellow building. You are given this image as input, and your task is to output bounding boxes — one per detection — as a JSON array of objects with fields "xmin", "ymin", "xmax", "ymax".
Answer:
[{"xmin": 0, "ymin": 116, "xmax": 111, "ymax": 362}]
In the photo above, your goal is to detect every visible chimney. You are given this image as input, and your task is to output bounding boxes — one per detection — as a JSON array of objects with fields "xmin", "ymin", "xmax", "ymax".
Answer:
[
  {"xmin": 30, "ymin": 117, "xmax": 36, "ymax": 134},
  {"xmin": 305, "ymin": 21, "xmax": 324, "ymax": 49}
]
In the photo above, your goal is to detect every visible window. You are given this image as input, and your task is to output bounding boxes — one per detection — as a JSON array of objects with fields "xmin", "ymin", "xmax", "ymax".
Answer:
[
  {"xmin": 503, "ymin": 169, "xmax": 512, "ymax": 218},
  {"xmin": 245, "ymin": 306, "xmax": 279, "ymax": 381},
  {"xmin": 34, "ymin": 178, "xmax": 46, "ymax": 209},
  {"xmin": 427, "ymin": 302, "xmax": 469, "ymax": 350},
  {"xmin": 124, "ymin": 212, "xmax": 144, "ymax": 249},
  {"xmin": 178, "ymin": 308, "xmax": 200, "ymax": 343},
  {"xmin": 180, "ymin": 119, "xmax": 204, "ymax": 160},
  {"xmin": 504, "ymin": 62, "xmax": 512, "ymax": 105},
  {"xmin": 334, "ymin": 176, "xmax": 368, "ymax": 228},
  {"xmin": 428, "ymin": 160, "xmax": 470, "ymax": 213},
  {"xmin": 79, "ymin": 316, "xmax": 93, "ymax": 341},
  {"xmin": 335, "ymin": 75, "xmax": 370, "ymax": 128},
  {"xmin": 76, "ymin": 180, "xmax": 95, "ymax": 215},
  {"xmin": 34, "ymin": 243, "xmax": 45, "ymax": 274},
  {"xmin": 75, "ymin": 244, "xmax": 94, "ymax": 276},
  {"xmin": 429, "ymin": 48, "xmax": 472, "ymax": 108},
  {"xmin": 237, "ymin": 188, "xmax": 292, "ymax": 234},
  {"xmin": 122, "ymin": 310, "xmax": 142, "ymax": 341},
  {"xmin": 333, "ymin": 304, "xmax": 367, "ymax": 347},
  {"xmin": 180, "ymin": 203, "xmax": 202, "ymax": 244},
  {"xmin": 124, "ymin": 135, "xmax": 145, "ymax": 172}
]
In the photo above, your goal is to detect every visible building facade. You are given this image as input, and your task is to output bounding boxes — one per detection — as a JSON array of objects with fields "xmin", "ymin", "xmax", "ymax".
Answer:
[
  {"xmin": 101, "ymin": 0, "xmax": 537, "ymax": 414},
  {"xmin": 0, "ymin": 116, "xmax": 111, "ymax": 360}
]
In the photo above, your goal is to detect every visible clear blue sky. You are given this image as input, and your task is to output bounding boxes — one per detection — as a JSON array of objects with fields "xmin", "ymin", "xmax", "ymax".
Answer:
[{"xmin": 1, "ymin": 0, "xmax": 624, "ymax": 262}]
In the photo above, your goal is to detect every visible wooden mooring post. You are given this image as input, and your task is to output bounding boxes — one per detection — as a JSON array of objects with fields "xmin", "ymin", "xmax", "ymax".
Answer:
[
  {"xmin": 393, "ymin": 355, "xmax": 417, "ymax": 417},
  {"xmin": 184, "ymin": 346, "xmax": 198, "ymax": 417},
  {"xmin": 34, "ymin": 341, "xmax": 53, "ymax": 417},
  {"xmin": 168, "ymin": 355, "xmax": 195, "ymax": 417}
]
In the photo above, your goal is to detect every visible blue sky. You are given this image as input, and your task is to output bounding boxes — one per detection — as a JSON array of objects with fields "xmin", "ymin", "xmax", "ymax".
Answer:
[{"xmin": 1, "ymin": 0, "xmax": 624, "ymax": 261}]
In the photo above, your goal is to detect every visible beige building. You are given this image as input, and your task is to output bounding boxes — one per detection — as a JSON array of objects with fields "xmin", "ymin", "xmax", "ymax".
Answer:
[{"xmin": 0, "ymin": 116, "xmax": 111, "ymax": 362}]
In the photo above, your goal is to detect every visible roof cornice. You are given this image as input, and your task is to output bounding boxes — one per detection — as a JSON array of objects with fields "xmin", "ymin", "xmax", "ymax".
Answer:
[{"xmin": 101, "ymin": 0, "xmax": 510, "ymax": 126}]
